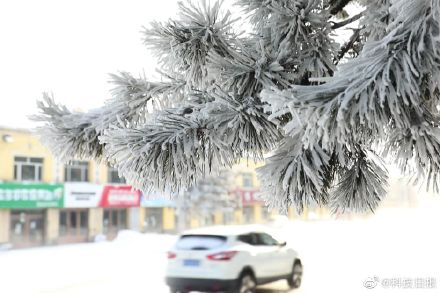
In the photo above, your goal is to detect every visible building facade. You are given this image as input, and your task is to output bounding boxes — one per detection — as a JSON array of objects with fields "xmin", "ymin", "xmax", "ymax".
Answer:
[
  {"xmin": 0, "ymin": 127, "xmax": 177, "ymax": 248},
  {"xmin": 0, "ymin": 127, "xmax": 305, "ymax": 249}
]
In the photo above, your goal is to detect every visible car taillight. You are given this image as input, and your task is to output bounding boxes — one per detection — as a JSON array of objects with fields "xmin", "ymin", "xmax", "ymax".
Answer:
[
  {"xmin": 206, "ymin": 251, "xmax": 237, "ymax": 261},
  {"xmin": 167, "ymin": 251, "xmax": 177, "ymax": 259}
]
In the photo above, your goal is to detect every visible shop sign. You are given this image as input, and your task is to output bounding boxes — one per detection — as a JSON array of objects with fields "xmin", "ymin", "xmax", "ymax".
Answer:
[
  {"xmin": 234, "ymin": 188, "xmax": 262, "ymax": 206},
  {"xmin": 99, "ymin": 185, "xmax": 140, "ymax": 208},
  {"xmin": 141, "ymin": 192, "xmax": 176, "ymax": 207},
  {"xmin": 64, "ymin": 183, "xmax": 103, "ymax": 208},
  {"xmin": 0, "ymin": 183, "xmax": 63, "ymax": 208}
]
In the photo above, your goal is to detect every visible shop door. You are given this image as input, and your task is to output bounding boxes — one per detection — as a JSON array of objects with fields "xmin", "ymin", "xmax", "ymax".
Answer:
[
  {"xmin": 143, "ymin": 208, "xmax": 163, "ymax": 232},
  {"xmin": 59, "ymin": 209, "xmax": 89, "ymax": 244},
  {"xmin": 103, "ymin": 208, "xmax": 127, "ymax": 240},
  {"xmin": 243, "ymin": 206, "xmax": 254, "ymax": 224},
  {"xmin": 10, "ymin": 210, "xmax": 45, "ymax": 248}
]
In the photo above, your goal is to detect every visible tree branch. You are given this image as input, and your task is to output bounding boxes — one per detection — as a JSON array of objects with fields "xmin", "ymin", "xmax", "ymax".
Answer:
[
  {"xmin": 331, "ymin": 11, "xmax": 364, "ymax": 29},
  {"xmin": 329, "ymin": 0, "xmax": 354, "ymax": 15},
  {"xmin": 335, "ymin": 28, "xmax": 362, "ymax": 64}
]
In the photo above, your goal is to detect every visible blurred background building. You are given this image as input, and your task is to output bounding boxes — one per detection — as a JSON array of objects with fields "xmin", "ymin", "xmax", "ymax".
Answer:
[
  {"xmin": 0, "ymin": 126, "xmax": 419, "ymax": 249},
  {"xmin": 0, "ymin": 127, "xmax": 145, "ymax": 248},
  {"xmin": 0, "ymin": 127, "xmax": 286, "ymax": 249}
]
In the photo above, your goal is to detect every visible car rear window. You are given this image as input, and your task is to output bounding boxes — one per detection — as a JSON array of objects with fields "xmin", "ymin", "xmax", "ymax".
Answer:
[{"xmin": 176, "ymin": 235, "xmax": 227, "ymax": 250}]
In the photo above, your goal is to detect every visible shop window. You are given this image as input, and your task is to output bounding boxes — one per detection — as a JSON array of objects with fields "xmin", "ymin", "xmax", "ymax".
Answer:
[
  {"xmin": 108, "ymin": 166, "xmax": 126, "ymax": 184},
  {"xmin": 70, "ymin": 210, "xmax": 77, "ymax": 228},
  {"xmin": 60, "ymin": 211, "xmax": 67, "ymax": 236},
  {"xmin": 64, "ymin": 161, "xmax": 89, "ymax": 182},
  {"xmin": 243, "ymin": 206, "xmax": 254, "ymax": 223},
  {"xmin": 103, "ymin": 210, "xmax": 110, "ymax": 232},
  {"xmin": 111, "ymin": 210, "xmax": 118, "ymax": 228},
  {"xmin": 59, "ymin": 209, "xmax": 89, "ymax": 242},
  {"xmin": 119, "ymin": 209, "xmax": 127, "ymax": 229},
  {"xmin": 10, "ymin": 210, "xmax": 45, "ymax": 248},
  {"xmin": 144, "ymin": 208, "xmax": 163, "ymax": 232},
  {"xmin": 80, "ymin": 210, "xmax": 88, "ymax": 235},
  {"xmin": 242, "ymin": 173, "xmax": 253, "ymax": 188},
  {"xmin": 103, "ymin": 209, "xmax": 128, "ymax": 235},
  {"xmin": 14, "ymin": 156, "xmax": 43, "ymax": 182}
]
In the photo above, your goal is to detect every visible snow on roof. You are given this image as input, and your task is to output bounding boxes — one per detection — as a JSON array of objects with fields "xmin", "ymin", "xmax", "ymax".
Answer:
[{"xmin": 181, "ymin": 224, "xmax": 272, "ymax": 236}]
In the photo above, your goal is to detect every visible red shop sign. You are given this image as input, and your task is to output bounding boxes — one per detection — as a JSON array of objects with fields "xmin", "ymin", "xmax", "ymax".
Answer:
[
  {"xmin": 234, "ymin": 189, "xmax": 262, "ymax": 206},
  {"xmin": 99, "ymin": 185, "xmax": 140, "ymax": 208}
]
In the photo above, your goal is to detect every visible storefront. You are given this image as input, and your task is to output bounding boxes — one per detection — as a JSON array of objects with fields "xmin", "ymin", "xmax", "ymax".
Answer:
[
  {"xmin": 100, "ymin": 185, "xmax": 140, "ymax": 240},
  {"xmin": 62, "ymin": 183, "xmax": 102, "ymax": 243},
  {"xmin": 64, "ymin": 183, "xmax": 102, "ymax": 208},
  {"xmin": 103, "ymin": 208, "xmax": 127, "ymax": 239},
  {"xmin": 175, "ymin": 208, "xmax": 191, "ymax": 231},
  {"xmin": 62, "ymin": 183, "xmax": 140, "ymax": 241},
  {"xmin": 10, "ymin": 209, "xmax": 45, "ymax": 248},
  {"xmin": 262, "ymin": 205, "xmax": 271, "ymax": 222},
  {"xmin": 141, "ymin": 193, "xmax": 176, "ymax": 232},
  {"xmin": 234, "ymin": 188, "xmax": 263, "ymax": 224},
  {"xmin": 0, "ymin": 182, "xmax": 63, "ymax": 248},
  {"xmin": 143, "ymin": 207, "xmax": 163, "ymax": 232},
  {"xmin": 243, "ymin": 206, "xmax": 254, "ymax": 223},
  {"xmin": 58, "ymin": 209, "xmax": 88, "ymax": 244}
]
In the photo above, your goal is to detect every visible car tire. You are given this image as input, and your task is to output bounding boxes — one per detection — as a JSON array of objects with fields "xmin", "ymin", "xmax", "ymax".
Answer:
[
  {"xmin": 233, "ymin": 272, "xmax": 257, "ymax": 293},
  {"xmin": 169, "ymin": 287, "xmax": 182, "ymax": 293},
  {"xmin": 287, "ymin": 260, "xmax": 303, "ymax": 289}
]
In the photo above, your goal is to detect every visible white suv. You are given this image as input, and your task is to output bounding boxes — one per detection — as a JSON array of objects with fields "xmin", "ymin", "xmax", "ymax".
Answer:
[{"xmin": 165, "ymin": 225, "xmax": 303, "ymax": 293}]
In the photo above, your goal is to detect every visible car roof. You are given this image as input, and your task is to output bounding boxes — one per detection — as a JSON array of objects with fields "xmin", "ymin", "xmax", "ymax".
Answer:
[{"xmin": 180, "ymin": 224, "xmax": 273, "ymax": 237}]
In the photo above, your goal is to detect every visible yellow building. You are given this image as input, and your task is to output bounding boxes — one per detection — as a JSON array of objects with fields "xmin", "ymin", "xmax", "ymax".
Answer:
[
  {"xmin": 0, "ymin": 127, "xmax": 112, "ymax": 185},
  {"xmin": 229, "ymin": 160, "xmax": 326, "ymax": 222},
  {"xmin": 0, "ymin": 127, "xmax": 175, "ymax": 248},
  {"xmin": 0, "ymin": 126, "xmax": 333, "ymax": 249},
  {"xmin": 230, "ymin": 160, "xmax": 277, "ymax": 224},
  {"xmin": 183, "ymin": 159, "xmax": 300, "ymax": 228}
]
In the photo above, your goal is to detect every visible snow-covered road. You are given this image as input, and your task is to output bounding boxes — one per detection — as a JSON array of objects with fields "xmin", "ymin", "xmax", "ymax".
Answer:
[{"xmin": 1, "ymin": 201, "xmax": 439, "ymax": 293}]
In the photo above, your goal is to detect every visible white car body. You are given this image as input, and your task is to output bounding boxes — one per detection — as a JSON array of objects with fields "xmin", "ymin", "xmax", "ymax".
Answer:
[{"xmin": 165, "ymin": 225, "xmax": 302, "ymax": 292}]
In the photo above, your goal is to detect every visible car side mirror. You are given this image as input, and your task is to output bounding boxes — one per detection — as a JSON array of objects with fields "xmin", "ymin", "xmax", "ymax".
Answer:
[{"xmin": 279, "ymin": 241, "xmax": 287, "ymax": 247}]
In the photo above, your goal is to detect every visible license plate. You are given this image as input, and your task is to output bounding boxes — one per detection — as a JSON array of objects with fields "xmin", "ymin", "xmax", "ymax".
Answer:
[{"xmin": 183, "ymin": 259, "xmax": 200, "ymax": 267}]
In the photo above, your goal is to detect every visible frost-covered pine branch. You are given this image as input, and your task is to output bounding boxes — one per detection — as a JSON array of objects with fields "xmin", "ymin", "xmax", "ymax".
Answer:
[
  {"xmin": 258, "ymin": 135, "xmax": 332, "ymax": 214},
  {"xmin": 331, "ymin": 147, "xmax": 388, "ymax": 213},
  {"xmin": 35, "ymin": 0, "xmax": 440, "ymax": 214},
  {"xmin": 33, "ymin": 93, "xmax": 105, "ymax": 160},
  {"xmin": 360, "ymin": 0, "xmax": 391, "ymax": 41},
  {"xmin": 261, "ymin": 0, "xmax": 440, "ymax": 212},
  {"xmin": 329, "ymin": 0, "xmax": 354, "ymax": 15},
  {"xmin": 100, "ymin": 103, "xmax": 233, "ymax": 193},
  {"xmin": 33, "ymin": 72, "xmax": 186, "ymax": 162},
  {"xmin": 235, "ymin": 0, "xmax": 337, "ymax": 83},
  {"xmin": 100, "ymin": 87, "xmax": 281, "ymax": 193},
  {"xmin": 143, "ymin": 0, "xmax": 238, "ymax": 89},
  {"xmin": 203, "ymin": 87, "xmax": 282, "ymax": 159}
]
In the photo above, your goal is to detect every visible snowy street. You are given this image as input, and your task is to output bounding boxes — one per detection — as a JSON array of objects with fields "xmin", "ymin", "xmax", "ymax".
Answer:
[
  {"xmin": 1, "ymin": 200, "xmax": 439, "ymax": 293},
  {"xmin": 1, "ymin": 0, "xmax": 440, "ymax": 292}
]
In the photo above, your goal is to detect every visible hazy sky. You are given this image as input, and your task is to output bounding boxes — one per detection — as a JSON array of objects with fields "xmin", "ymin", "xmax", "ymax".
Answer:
[
  {"xmin": 0, "ymin": 0, "xmax": 182, "ymax": 128},
  {"xmin": 0, "ymin": 0, "xmax": 357, "ymax": 129}
]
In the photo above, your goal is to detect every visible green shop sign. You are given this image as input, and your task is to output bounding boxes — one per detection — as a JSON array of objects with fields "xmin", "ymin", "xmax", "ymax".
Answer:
[{"xmin": 0, "ymin": 183, "xmax": 64, "ymax": 209}]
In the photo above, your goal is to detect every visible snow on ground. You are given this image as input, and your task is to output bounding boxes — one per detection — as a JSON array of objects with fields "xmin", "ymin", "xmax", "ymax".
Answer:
[
  {"xmin": 0, "ymin": 232, "xmax": 177, "ymax": 293},
  {"xmin": 1, "ymin": 200, "xmax": 439, "ymax": 293}
]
